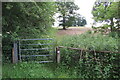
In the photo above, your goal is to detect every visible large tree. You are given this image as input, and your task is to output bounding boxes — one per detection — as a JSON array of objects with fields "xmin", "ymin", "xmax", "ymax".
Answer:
[{"xmin": 56, "ymin": 2, "xmax": 80, "ymax": 29}]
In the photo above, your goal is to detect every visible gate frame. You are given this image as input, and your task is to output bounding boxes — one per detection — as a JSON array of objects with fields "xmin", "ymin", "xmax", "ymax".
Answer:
[{"xmin": 12, "ymin": 38, "xmax": 56, "ymax": 63}]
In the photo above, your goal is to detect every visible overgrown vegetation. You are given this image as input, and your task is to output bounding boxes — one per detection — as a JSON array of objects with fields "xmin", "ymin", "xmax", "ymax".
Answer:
[
  {"xmin": 58, "ymin": 33, "xmax": 119, "ymax": 78},
  {"xmin": 3, "ymin": 32, "xmax": 120, "ymax": 78}
]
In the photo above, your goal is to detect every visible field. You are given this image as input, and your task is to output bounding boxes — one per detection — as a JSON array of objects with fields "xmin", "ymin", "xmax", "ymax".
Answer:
[{"xmin": 56, "ymin": 27, "xmax": 92, "ymax": 36}]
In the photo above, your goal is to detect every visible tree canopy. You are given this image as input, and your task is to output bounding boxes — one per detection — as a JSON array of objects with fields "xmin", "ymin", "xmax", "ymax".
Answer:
[
  {"xmin": 92, "ymin": 1, "xmax": 120, "ymax": 32},
  {"xmin": 2, "ymin": 2, "xmax": 56, "ymax": 39}
]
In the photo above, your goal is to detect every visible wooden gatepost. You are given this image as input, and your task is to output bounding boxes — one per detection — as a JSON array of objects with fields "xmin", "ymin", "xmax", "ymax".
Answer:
[
  {"xmin": 56, "ymin": 47, "xmax": 60, "ymax": 63},
  {"xmin": 12, "ymin": 41, "xmax": 18, "ymax": 63}
]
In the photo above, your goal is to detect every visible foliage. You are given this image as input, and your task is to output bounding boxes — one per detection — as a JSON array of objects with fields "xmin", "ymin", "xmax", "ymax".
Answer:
[
  {"xmin": 92, "ymin": 1, "xmax": 120, "ymax": 32},
  {"xmin": 65, "ymin": 14, "xmax": 87, "ymax": 27},
  {"xmin": 2, "ymin": 2, "xmax": 56, "ymax": 62},
  {"xmin": 58, "ymin": 33, "xmax": 119, "ymax": 78},
  {"xmin": 59, "ymin": 33, "xmax": 118, "ymax": 51},
  {"xmin": 76, "ymin": 14, "xmax": 87, "ymax": 26},
  {"xmin": 92, "ymin": 24, "xmax": 111, "ymax": 34}
]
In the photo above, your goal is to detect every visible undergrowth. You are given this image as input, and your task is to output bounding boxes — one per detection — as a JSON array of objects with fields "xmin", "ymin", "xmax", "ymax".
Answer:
[{"xmin": 58, "ymin": 33, "xmax": 119, "ymax": 78}]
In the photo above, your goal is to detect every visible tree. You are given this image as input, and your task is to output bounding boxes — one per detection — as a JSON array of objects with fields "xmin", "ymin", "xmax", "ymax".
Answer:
[
  {"xmin": 56, "ymin": 2, "xmax": 79, "ymax": 29},
  {"xmin": 76, "ymin": 14, "xmax": 87, "ymax": 26},
  {"xmin": 92, "ymin": 1, "xmax": 120, "ymax": 32},
  {"xmin": 65, "ymin": 13, "xmax": 87, "ymax": 27}
]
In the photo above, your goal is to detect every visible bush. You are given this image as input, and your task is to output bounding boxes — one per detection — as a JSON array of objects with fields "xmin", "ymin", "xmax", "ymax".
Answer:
[
  {"xmin": 58, "ymin": 33, "xmax": 119, "ymax": 78},
  {"xmin": 59, "ymin": 33, "xmax": 118, "ymax": 51}
]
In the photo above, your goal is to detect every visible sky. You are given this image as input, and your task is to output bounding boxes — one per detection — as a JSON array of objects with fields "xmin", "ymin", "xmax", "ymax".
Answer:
[
  {"xmin": 74, "ymin": 0, "xmax": 96, "ymax": 27},
  {"xmin": 53, "ymin": 0, "xmax": 96, "ymax": 27}
]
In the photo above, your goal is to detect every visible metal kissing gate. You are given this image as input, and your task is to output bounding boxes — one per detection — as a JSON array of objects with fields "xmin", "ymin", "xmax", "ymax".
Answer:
[{"xmin": 12, "ymin": 38, "xmax": 55, "ymax": 63}]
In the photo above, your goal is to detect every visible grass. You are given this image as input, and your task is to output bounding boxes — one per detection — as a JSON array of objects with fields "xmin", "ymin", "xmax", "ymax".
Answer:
[
  {"xmin": 2, "ymin": 62, "xmax": 77, "ymax": 78},
  {"xmin": 41, "ymin": 27, "xmax": 58, "ymax": 39},
  {"xmin": 0, "ymin": 64, "xmax": 2, "ymax": 79}
]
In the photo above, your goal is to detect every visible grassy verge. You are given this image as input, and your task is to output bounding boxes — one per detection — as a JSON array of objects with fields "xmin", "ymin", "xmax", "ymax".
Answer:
[
  {"xmin": 0, "ymin": 64, "xmax": 2, "ymax": 79},
  {"xmin": 2, "ymin": 62, "xmax": 77, "ymax": 78}
]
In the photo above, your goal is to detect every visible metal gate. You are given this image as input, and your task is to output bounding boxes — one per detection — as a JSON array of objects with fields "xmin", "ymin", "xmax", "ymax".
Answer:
[{"xmin": 12, "ymin": 38, "xmax": 55, "ymax": 63}]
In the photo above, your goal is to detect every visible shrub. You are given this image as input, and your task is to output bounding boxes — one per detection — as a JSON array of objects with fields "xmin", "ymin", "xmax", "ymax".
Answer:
[{"xmin": 58, "ymin": 33, "xmax": 119, "ymax": 78}]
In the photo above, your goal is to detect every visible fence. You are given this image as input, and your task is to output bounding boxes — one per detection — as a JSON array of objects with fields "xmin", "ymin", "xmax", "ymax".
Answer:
[
  {"xmin": 56, "ymin": 46, "xmax": 120, "ymax": 63},
  {"xmin": 12, "ymin": 39, "xmax": 120, "ymax": 63}
]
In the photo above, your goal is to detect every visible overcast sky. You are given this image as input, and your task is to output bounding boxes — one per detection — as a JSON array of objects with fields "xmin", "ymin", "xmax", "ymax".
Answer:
[
  {"xmin": 53, "ymin": 0, "xmax": 96, "ymax": 27},
  {"xmin": 74, "ymin": 0, "xmax": 96, "ymax": 27}
]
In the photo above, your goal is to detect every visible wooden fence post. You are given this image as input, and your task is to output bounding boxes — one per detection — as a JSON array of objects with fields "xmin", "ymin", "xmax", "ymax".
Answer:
[
  {"xmin": 12, "ymin": 41, "xmax": 18, "ymax": 63},
  {"xmin": 56, "ymin": 47, "xmax": 60, "ymax": 63}
]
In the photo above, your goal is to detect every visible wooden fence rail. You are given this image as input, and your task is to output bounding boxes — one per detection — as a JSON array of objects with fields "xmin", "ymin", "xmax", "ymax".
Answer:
[{"xmin": 56, "ymin": 46, "xmax": 120, "ymax": 63}]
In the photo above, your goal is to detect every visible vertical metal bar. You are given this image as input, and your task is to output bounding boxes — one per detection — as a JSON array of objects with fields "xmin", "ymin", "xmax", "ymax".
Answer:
[
  {"xmin": 12, "ymin": 41, "xmax": 18, "ymax": 63},
  {"xmin": 18, "ymin": 40, "xmax": 22, "ymax": 62},
  {"xmin": 52, "ymin": 39, "xmax": 55, "ymax": 62}
]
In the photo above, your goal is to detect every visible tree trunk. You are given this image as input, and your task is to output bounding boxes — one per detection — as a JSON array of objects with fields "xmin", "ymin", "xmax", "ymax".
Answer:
[
  {"xmin": 63, "ymin": 15, "xmax": 66, "ymax": 30},
  {"xmin": 110, "ymin": 18, "xmax": 114, "ymax": 32},
  {"xmin": 63, "ymin": 26, "xmax": 66, "ymax": 30}
]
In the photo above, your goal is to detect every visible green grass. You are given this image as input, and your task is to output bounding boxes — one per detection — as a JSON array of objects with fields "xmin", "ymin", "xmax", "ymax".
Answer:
[
  {"xmin": 2, "ymin": 62, "xmax": 77, "ymax": 78},
  {"xmin": 0, "ymin": 64, "xmax": 2, "ymax": 79}
]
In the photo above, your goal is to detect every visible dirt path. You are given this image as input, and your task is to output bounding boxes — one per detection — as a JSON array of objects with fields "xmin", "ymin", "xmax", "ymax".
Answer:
[{"xmin": 57, "ymin": 27, "xmax": 92, "ymax": 36}]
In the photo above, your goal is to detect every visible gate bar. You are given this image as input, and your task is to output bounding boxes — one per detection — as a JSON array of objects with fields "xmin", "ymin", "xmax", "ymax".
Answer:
[
  {"xmin": 18, "ymin": 41, "xmax": 22, "ymax": 61},
  {"xmin": 20, "ymin": 48, "xmax": 53, "ymax": 51},
  {"xmin": 20, "ymin": 38, "xmax": 53, "ymax": 41}
]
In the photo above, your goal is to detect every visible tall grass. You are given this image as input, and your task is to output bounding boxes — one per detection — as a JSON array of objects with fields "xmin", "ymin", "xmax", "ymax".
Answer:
[{"xmin": 59, "ymin": 33, "xmax": 118, "ymax": 51}]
